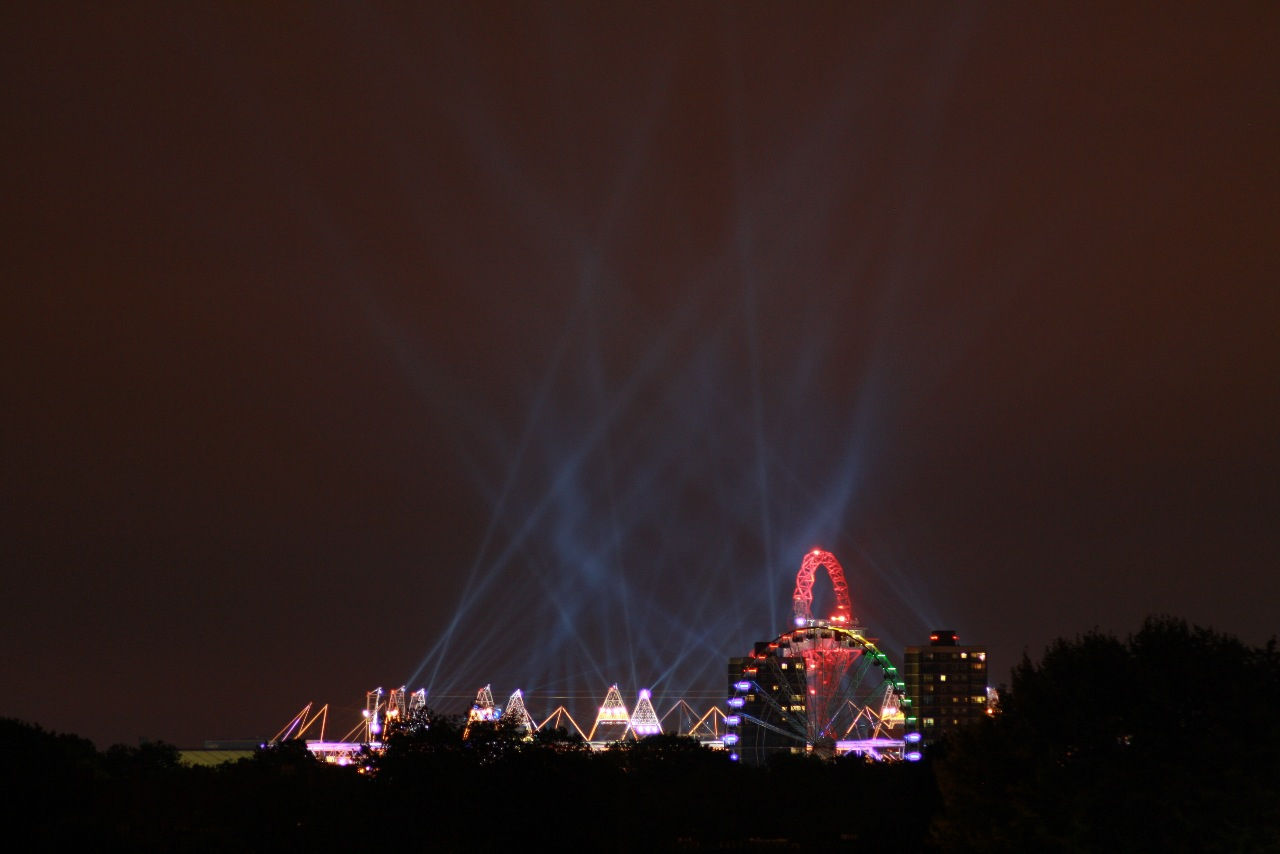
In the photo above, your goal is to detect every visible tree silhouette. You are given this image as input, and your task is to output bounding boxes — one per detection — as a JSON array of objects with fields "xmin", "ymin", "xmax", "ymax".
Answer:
[{"xmin": 931, "ymin": 616, "xmax": 1280, "ymax": 851}]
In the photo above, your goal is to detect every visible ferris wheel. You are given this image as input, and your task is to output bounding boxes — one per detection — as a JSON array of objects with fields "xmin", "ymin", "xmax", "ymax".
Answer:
[
  {"xmin": 727, "ymin": 549, "xmax": 912, "ymax": 761},
  {"xmin": 730, "ymin": 626, "xmax": 905, "ymax": 754}
]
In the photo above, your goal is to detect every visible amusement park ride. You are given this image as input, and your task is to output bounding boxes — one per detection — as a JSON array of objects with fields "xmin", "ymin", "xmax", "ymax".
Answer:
[
  {"xmin": 726, "ymin": 548, "xmax": 920, "ymax": 763},
  {"xmin": 269, "ymin": 548, "xmax": 920, "ymax": 766}
]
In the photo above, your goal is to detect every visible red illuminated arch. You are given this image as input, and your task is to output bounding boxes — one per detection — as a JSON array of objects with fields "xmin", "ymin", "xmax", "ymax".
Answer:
[{"xmin": 793, "ymin": 548, "xmax": 854, "ymax": 625}]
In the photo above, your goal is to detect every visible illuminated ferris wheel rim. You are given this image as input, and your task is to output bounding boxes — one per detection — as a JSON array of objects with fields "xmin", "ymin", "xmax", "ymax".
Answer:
[
  {"xmin": 728, "ymin": 626, "xmax": 909, "ymax": 752},
  {"xmin": 733, "ymin": 624, "xmax": 905, "ymax": 703},
  {"xmin": 760, "ymin": 622, "xmax": 878, "ymax": 655}
]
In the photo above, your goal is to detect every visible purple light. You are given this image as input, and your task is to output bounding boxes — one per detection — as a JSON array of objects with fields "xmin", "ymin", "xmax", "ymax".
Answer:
[
  {"xmin": 905, "ymin": 732, "xmax": 922, "ymax": 743},
  {"xmin": 728, "ymin": 697, "xmax": 744, "ymax": 708},
  {"xmin": 735, "ymin": 680, "xmax": 751, "ymax": 691},
  {"xmin": 725, "ymin": 715, "xmax": 740, "ymax": 725},
  {"xmin": 906, "ymin": 751, "xmax": 922, "ymax": 762}
]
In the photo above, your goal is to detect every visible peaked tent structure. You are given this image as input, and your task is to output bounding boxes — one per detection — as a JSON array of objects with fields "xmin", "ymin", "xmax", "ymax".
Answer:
[
  {"xmin": 659, "ymin": 699, "xmax": 702, "ymax": 736},
  {"xmin": 629, "ymin": 689, "xmax": 662, "ymax": 737},
  {"xmin": 500, "ymin": 688, "xmax": 535, "ymax": 734},
  {"xmin": 463, "ymin": 684, "xmax": 498, "ymax": 738},
  {"xmin": 538, "ymin": 706, "xmax": 589, "ymax": 742},
  {"xmin": 687, "ymin": 705, "xmax": 728, "ymax": 740},
  {"xmin": 588, "ymin": 684, "xmax": 631, "ymax": 743}
]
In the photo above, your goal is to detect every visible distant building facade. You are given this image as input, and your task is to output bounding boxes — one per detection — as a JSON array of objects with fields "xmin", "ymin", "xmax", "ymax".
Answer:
[
  {"xmin": 727, "ymin": 642, "xmax": 810, "ymax": 765},
  {"xmin": 903, "ymin": 630, "xmax": 989, "ymax": 745}
]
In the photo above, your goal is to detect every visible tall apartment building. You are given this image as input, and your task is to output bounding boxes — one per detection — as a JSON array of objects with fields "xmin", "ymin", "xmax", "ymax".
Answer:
[
  {"xmin": 902, "ymin": 630, "xmax": 989, "ymax": 745},
  {"xmin": 727, "ymin": 643, "xmax": 810, "ymax": 765}
]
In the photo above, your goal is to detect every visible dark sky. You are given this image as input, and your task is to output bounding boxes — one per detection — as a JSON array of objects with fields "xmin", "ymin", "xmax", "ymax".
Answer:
[{"xmin": 4, "ymin": 3, "xmax": 1277, "ymax": 749}]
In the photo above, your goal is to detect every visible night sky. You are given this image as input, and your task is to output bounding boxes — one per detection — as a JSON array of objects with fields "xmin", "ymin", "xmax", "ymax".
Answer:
[{"xmin": 4, "ymin": 3, "xmax": 1277, "ymax": 749}]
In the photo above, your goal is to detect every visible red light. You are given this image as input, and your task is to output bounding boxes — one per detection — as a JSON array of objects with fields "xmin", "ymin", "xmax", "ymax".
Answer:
[{"xmin": 793, "ymin": 549, "xmax": 854, "ymax": 625}]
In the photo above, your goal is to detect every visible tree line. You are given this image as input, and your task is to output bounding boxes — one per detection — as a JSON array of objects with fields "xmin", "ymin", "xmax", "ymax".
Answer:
[{"xmin": 4, "ymin": 616, "xmax": 1277, "ymax": 852}]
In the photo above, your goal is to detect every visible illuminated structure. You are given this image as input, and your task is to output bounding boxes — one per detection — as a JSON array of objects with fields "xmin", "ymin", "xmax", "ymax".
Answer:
[
  {"xmin": 386, "ymin": 686, "xmax": 407, "ymax": 728},
  {"xmin": 587, "ymin": 684, "xmax": 631, "ymax": 742},
  {"xmin": 463, "ymin": 684, "xmax": 498, "ymax": 737},
  {"xmin": 903, "ymin": 630, "xmax": 989, "ymax": 746},
  {"xmin": 363, "ymin": 688, "xmax": 385, "ymax": 740},
  {"xmin": 539, "ymin": 704, "xmax": 590, "ymax": 741},
  {"xmin": 270, "ymin": 684, "xmax": 728, "ymax": 763},
  {"xmin": 500, "ymin": 688, "xmax": 535, "ymax": 734},
  {"xmin": 726, "ymin": 548, "xmax": 914, "ymax": 764},
  {"xmin": 272, "ymin": 702, "xmax": 329, "ymax": 743},
  {"xmin": 408, "ymin": 688, "xmax": 427, "ymax": 716},
  {"xmin": 661, "ymin": 699, "xmax": 727, "ymax": 742},
  {"xmin": 629, "ymin": 689, "xmax": 662, "ymax": 737}
]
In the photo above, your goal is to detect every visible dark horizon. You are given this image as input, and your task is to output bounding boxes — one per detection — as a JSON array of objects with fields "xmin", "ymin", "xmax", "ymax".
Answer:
[{"xmin": 3, "ymin": 3, "xmax": 1277, "ymax": 751}]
